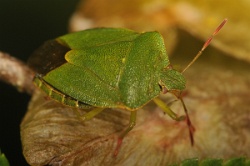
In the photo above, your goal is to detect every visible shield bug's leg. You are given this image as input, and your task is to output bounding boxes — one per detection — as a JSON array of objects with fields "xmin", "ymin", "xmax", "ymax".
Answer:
[
  {"xmin": 114, "ymin": 111, "xmax": 137, "ymax": 156},
  {"xmin": 75, "ymin": 107, "xmax": 105, "ymax": 121},
  {"xmin": 179, "ymin": 97, "xmax": 195, "ymax": 145},
  {"xmin": 153, "ymin": 98, "xmax": 185, "ymax": 121}
]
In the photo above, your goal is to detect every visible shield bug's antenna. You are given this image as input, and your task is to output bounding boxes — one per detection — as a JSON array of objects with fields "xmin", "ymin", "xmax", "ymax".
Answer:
[
  {"xmin": 178, "ymin": 19, "xmax": 227, "ymax": 146},
  {"xmin": 182, "ymin": 19, "xmax": 228, "ymax": 73}
]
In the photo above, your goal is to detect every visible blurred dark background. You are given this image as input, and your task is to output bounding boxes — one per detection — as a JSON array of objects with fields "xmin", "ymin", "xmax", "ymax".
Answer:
[{"xmin": 0, "ymin": 0, "xmax": 79, "ymax": 165}]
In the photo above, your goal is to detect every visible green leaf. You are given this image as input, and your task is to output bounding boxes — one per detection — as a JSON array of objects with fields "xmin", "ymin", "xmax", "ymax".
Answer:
[
  {"xmin": 224, "ymin": 157, "xmax": 247, "ymax": 166},
  {"xmin": 0, "ymin": 150, "xmax": 10, "ymax": 166},
  {"xmin": 172, "ymin": 157, "xmax": 249, "ymax": 166},
  {"xmin": 180, "ymin": 158, "xmax": 199, "ymax": 166},
  {"xmin": 200, "ymin": 158, "xmax": 223, "ymax": 166}
]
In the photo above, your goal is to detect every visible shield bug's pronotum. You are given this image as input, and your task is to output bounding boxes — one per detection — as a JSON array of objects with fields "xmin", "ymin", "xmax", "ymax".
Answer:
[{"xmin": 28, "ymin": 19, "xmax": 227, "ymax": 155}]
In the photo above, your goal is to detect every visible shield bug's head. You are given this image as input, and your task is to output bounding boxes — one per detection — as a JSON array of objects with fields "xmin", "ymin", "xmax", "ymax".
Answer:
[{"xmin": 159, "ymin": 65, "xmax": 186, "ymax": 94}]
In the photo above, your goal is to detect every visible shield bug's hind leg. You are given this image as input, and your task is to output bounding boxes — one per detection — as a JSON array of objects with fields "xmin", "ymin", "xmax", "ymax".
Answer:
[
  {"xmin": 114, "ymin": 111, "xmax": 137, "ymax": 156},
  {"xmin": 74, "ymin": 107, "xmax": 105, "ymax": 121}
]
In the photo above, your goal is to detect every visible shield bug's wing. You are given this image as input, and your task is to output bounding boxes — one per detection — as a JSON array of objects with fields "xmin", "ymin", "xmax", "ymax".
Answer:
[
  {"xmin": 42, "ymin": 41, "xmax": 134, "ymax": 109},
  {"xmin": 65, "ymin": 42, "xmax": 134, "ymax": 88},
  {"xmin": 28, "ymin": 40, "xmax": 70, "ymax": 75}
]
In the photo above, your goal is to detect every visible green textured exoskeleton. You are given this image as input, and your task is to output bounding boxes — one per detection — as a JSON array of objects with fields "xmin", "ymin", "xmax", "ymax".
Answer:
[{"xmin": 29, "ymin": 19, "xmax": 227, "ymax": 155}]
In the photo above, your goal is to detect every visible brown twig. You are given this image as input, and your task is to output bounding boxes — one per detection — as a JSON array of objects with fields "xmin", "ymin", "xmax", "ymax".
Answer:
[{"xmin": 0, "ymin": 51, "xmax": 35, "ymax": 95}]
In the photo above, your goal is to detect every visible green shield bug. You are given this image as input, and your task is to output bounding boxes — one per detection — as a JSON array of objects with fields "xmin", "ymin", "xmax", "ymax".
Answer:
[{"xmin": 28, "ymin": 19, "xmax": 227, "ymax": 156}]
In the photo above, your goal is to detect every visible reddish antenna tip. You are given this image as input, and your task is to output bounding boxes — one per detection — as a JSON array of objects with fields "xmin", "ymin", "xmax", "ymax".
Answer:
[
  {"xmin": 202, "ymin": 18, "xmax": 228, "ymax": 51},
  {"xmin": 213, "ymin": 18, "xmax": 228, "ymax": 35},
  {"xmin": 182, "ymin": 18, "xmax": 227, "ymax": 73}
]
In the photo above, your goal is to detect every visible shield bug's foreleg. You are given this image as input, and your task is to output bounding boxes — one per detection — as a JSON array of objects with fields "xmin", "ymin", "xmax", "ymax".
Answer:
[
  {"xmin": 114, "ymin": 111, "xmax": 137, "ymax": 156},
  {"xmin": 153, "ymin": 98, "xmax": 185, "ymax": 121},
  {"xmin": 75, "ymin": 107, "xmax": 105, "ymax": 121},
  {"xmin": 153, "ymin": 96, "xmax": 194, "ymax": 145}
]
